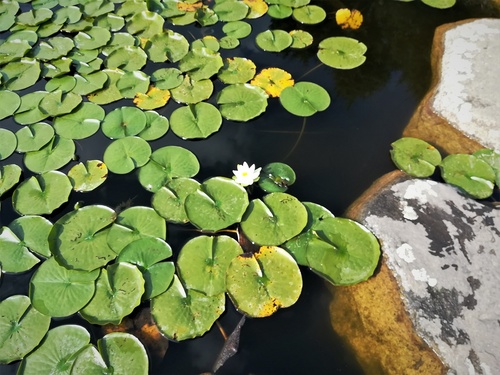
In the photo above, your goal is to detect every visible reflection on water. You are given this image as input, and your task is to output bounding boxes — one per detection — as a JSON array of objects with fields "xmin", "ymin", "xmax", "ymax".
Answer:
[{"xmin": 0, "ymin": 1, "xmax": 498, "ymax": 374}]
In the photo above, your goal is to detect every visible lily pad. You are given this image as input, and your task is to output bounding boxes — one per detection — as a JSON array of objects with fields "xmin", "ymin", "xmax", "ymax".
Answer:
[
  {"xmin": 145, "ymin": 30, "xmax": 190, "ymax": 63},
  {"xmin": 23, "ymin": 136, "xmax": 75, "ymax": 173},
  {"xmin": 39, "ymin": 90, "xmax": 82, "ymax": 117},
  {"xmin": 0, "ymin": 295, "xmax": 51, "ymax": 364},
  {"xmin": 178, "ymin": 47, "xmax": 224, "ymax": 81},
  {"xmin": 292, "ymin": 5, "xmax": 326, "ymax": 24},
  {"xmin": 0, "ymin": 164, "xmax": 22, "ymax": 197},
  {"xmin": 18, "ymin": 325, "xmax": 91, "ymax": 375},
  {"xmin": 96, "ymin": 332, "xmax": 149, "ymax": 375},
  {"xmin": 138, "ymin": 146, "xmax": 200, "ymax": 192},
  {"xmin": 217, "ymin": 83, "xmax": 268, "ymax": 121},
  {"xmin": 15, "ymin": 122, "xmax": 54, "ymax": 152},
  {"xmin": 289, "ymin": 29, "xmax": 313, "ymax": 48},
  {"xmin": 255, "ymin": 29, "xmax": 292, "ymax": 52},
  {"xmin": 0, "ymin": 226, "xmax": 40, "ymax": 273},
  {"xmin": 133, "ymin": 86, "xmax": 171, "ymax": 110},
  {"xmin": 116, "ymin": 70, "xmax": 150, "ymax": 99},
  {"xmin": 8, "ymin": 215, "xmax": 52, "ymax": 258},
  {"xmin": 105, "ymin": 45, "xmax": 148, "ymax": 71},
  {"xmin": 440, "ymin": 154, "xmax": 496, "ymax": 199},
  {"xmin": 1, "ymin": 58, "xmax": 41, "ymax": 91},
  {"xmin": 390, "ymin": 137, "xmax": 442, "ymax": 177},
  {"xmin": 422, "ymin": 0, "xmax": 456, "ymax": 9},
  {"xmin": 49, "ymin": 205, "xmax": 117, "ymax": 271},
  {"xmin": 74, "ymin": 27, "xmax": 112, "ymax": 50},
  {"xmin": 185, "ymin": 177, "xmax": 249, "ymax": 232},
  {"xmin": 103, "ymin": 136, "xmax": 151, "ymax": 174},
  {"xmin": 242, "ymin": 0, "xmax": 268, "ymax": 18},
  {"xmin": 222, "ymin": 21, "xmax": 252, "ymax": 38},
  {"xmin": 29, "ymin": 257, "xmax": 100, "ymax": 317},
  {"xmin": 0, "ymin": 90, "xmax": 21, "ymax": 120},
  {"xmin": 226, "ymin": 246, "xmax": 302, "ymax": 317},
  {"xmin": 241, "ymin": 192, "xmax": 307, "ymax": 245},
  {"xmin": 151, "ymin": 177, "xmax": 201, "ymax": 223},
  {"xmin": 151, "ymin": 68, "xmax": 184, "ymax": 90},
  {"xmin": 0, "ymin": 39, "xmax": 31, "ymax": 65},
  {"xmin": 31, "ymin": 36, "xmax": 74, "ymax": 61},
  {"xmin": 80, "ymin": 262, "xmax": 145, "ymax": 325},
  {"xmin": 317, "ymin": 37, "xmax": 367, "ymax": 70},
  {"xmin": 12, "ymin": 171, "xmax": 72, "ymax": 216},
  {"xmin": 279, "ymin": 81, "xmax": 330, "ymax": 116},
  {"xmin": 126, "ymin": 10, "xmax": 164, "ymax": 39},
  {"xmin": 17, "ymin": 8, "xmax": 53, "ymax": 26},
  {"xmin": 138, "ymin": 111, "xmax": 170, "ymax": 141},
  {"xmin": 267, "ymin": 4, "xmax": 292, "ymax": 19},
  {"xmin": 44, "ymin": 75, "xmax": 76, "ymax": 93},
  {"xmin": 102, "ymin": 106, "xmax": 147, "ymax": 139},
  {"xmin": 53, "ymin": 102, "xmax": 105, "ymax": 139},
  {"xmin": 170, "ymin": 75, "xmax": 214, "ymax": 104},
  {"xmin": 87, "ymin": 69, "xmax": 125, "ymax": 105},
  {"xmin": 170, "ymin": 102, "xmax": 222, "ymax": 139},
  {"xmin": 473, "ymin": 149, "xmax": 500, "ymax": 187},
  {"xmin": 177, "ymin": 235, "xmax": 243, "ymax": 296},
  {"xmin": 258, "ymin": 162, "xmax": 296, "ymax": 192},
  {"xmin": 0, "ymin": 129, "xmax": 17, "ymax": 160},
  {"xmin": 151, "ymin": 275, "xmax": 225, "ymax": 341},
  {"xmin": 68, "ymin": 160, "xmax": 108, "ymax": 192},
  {"xmin": 251, "ymin": 68, "xmax": 294, "ymax": 98},
  {"xmin": 14, "ymin": 91, "xmax": 50, "ymax": 125},
  {"xmin": 218, "ymin": 57, "xmax": 256, "ymax": 84}
]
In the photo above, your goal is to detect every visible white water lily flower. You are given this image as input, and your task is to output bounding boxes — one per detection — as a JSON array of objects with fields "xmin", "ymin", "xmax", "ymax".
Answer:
[{"xmin": 232, "ymin": 162, "xmax": 261, "ymax": 187}]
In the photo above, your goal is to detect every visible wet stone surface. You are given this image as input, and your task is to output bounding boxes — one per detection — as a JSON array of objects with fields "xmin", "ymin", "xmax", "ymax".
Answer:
[{"xmin": 359, "ymin": 175, "xmax": 500, "ymax": 375}]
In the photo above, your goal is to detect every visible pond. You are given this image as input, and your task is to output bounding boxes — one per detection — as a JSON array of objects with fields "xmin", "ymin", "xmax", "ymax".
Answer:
[{"xmin": 1, "ymin": 0, "xmax": 499, "ymax": 374}]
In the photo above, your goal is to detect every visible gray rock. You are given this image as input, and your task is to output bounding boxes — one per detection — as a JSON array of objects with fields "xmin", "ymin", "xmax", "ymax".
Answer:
[
  {"xmin": 432, "ymin": 18, "xmax": 500, "ymax": 151},
  {"xmin": 359, "ymin": 176, "xmax": 500, "ymax": 375}
]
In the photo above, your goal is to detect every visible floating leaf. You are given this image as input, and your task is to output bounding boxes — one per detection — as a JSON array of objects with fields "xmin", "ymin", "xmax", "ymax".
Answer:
[
  {"xmin": 32, "ymin": 36, "xmax": 74, "ymax": 61},
  {"xmin": 15, "ymin": 123, "xmax": 54, "ymax": 153},
  {"xmin": 255, "ymin": 29, "xmax": 292, "ymax": 52},
  {"xmin": 218, "ymin": 57, "xmax": 256, "ymax": 84},
  {"xmin": 473, "ymin": 149, "xmax": 500, "ymax": 187},
  {"xmin": 217, "ymin": 83, "xmax": 268, "ymax": 121},
  {"xmin": 0, "ymin": 129, "xmax": 17, "ymax": 160},
  {"xmin": 74, "ymin": 27, "xmax": 112, "ymax": 50},
  {"xmin": 151, "ymin": 275, "xmax": 225, "ymax": 341},
  {"xmin": 226, "ymin": 246, "xmax": 302, "ymax": 317},
  {"xmin": 0, "ymin": 295, "xmax": 50, "ymax": 364},
  {"xmin": 0, "ymin": 164, "xmax": 22, "ymax": 197},
  {"xmin": 219, "ymin": 36, "xmax": 240, "ymax": 49},
  {"xmin": 102, "ymin": 32, "xmax": 137, "ymax": 57},
  {"xmin": 116, "ymin": 70, "xmax": 150, "ymax": 99},
  {"xmin": 0, "ymin": 1, "xmax": 19, "ymax": 32},
  {"xmin": 13, "ymin": 171, "xmax": 72, "ymax": 216},
  {"xmin": 213, "ymin": 0, "xmax": 249, "ymax": 22},
  {"xmin": 258, "ymin": 162, "xmax": 296, "ymax": 193},
  {"xmin": 49, "ymin": 205, "xmax": 117, "ymax": 271},
  {"xmin": 440, "ymin": 154, "xmax": 496, "ymax": 199},
  {"xmin": 289, "ymin": 29, "xmax": 313, "ymax": 49},
  {"xmin": 279, "ymin": 81, "xmax": 330, "ymax": 116},
  {"xmin": 178, "ymin": 48, "xmax": 224, "ymax": 81},
  {"xmin": 421, "ymin": 0, "xmax": 456, "ymax": 9},
  {"xmin": 53, "ymin": 102, "xmax": 105, "ymax": 140},
  {"xmin": 177, "ymin": 235, "xmax": 243, "ymax": 296},
  {"xmin": 335, "ymin": 8, "xmax": 363, "ymax": 30},
  {"xmin": 0, "ymin": 39, "xmax": 31, "ymax": 65},
  {"xmin": 138, "ymin": 111, "xmax": 170, "ymax": 141},
  {"xmin": 170, "ymin": 102, "xmax": 222, "ymax": 139},
  {"xmin": 195, "ymin": 6, "xmax": 219, "ymax": 27},
  {"xmin": 8, "ymin": 215, "xmax": 52, "ymax": 258},
  {"xmin": 0, "ymin": 91, "xmax": 21, "ymax": 120},
  {"xmin": 23, "ymin": 136, "xmax": 75, "ymax": 173},
  {"xmin": 251, "ymin": 68, "xmax": 294, "ymax": 98},
  {"xmin": 96, "ymin": 333, "xmax": 149, "ymax": 375},
  {"xmin": 267, "ymin": 4, "xmax": 292, "ymax": 19},
  {"xmin": 292, "ymin": 5, "xmax": 326, "ymax": 24},
  {"xmin": 80, "ymin": 262, "xmax": 145, "ymax": 325},
  {"xmin": 1, "ymin": 58, "xmax": 41, "ymax": 91},
  {"xmin": 151, "ymin": 177, "xmax": 201, "ymax": 223},
  {"xmin": 95, "ymin": 13, "xmax": 125, "ymax": 31},
  {"xmin": 133, "ymin": 86, "xmax": 171, "ymax": 110},
  {"xmin": 151, "ymin": 68, "xmax": 183, "ymax": 90},
  {"xmin": 18, "ymin": 325, "xmax": 91, "ymax": 375},
  {"xmin": 29, "ymin": 257, "xmax": 100, "ymax": 317},
  {"xmin": 191, "ymin": 36, "xmax": 220, "ymax": 52},
  {"xmin": 145, "ymin": 30, "xmax": 190, "ymax": 63},
  {"xmin": 102, "ymin": 106, "xmax": 147, "ymax": 139},
  {"xmin": 87, "ymin": 69, "xmax": 125, "ymax": 105},
  {"xmin": 17, "ymin": 8, "xmax": 53, "ymax": 26},
  {"xmin": 138, "ymin": 146, "xmax": 200, "ymax": 192},
  {"xmin": 241, "ymin": 192, "xmax": 307, "ymax": 245},
  {"xmin": 170, "ymin": 75, "xmax": 214, "ymax": 104},
  {"xmin": 103, "ymin": 136, "xmax": 152, "ymax": 174},
  {"xmin": 126, "ymin": 10, "xmax": 164, "ymax": 39},
  {"xmin": 317, "ymin": 36, "xmax": 367, "ymax": 69},
  {"xmin": 72, "ymin": 72, "xmax": 108, "ymax": 96},
  {"xmin": 42, "ymin": 57, "xmax": 72, "ymax": 79},
  {"xmin": 390, "ymin": 137, "xmax": 442, "ymax": 177},
  {"xmin": 185, "ymin": 177, "xmax": 249, "ymax": 231},
  {"xmin": 222, "ymin": 21, "xmax": 252, "ymax": 38},
  {"xmin": 0, "ymin": 226, "xmax": 40, "ymax": 273},
  {"xmin": 105, "ymin": 46, "xmax": 148, "ymax": 71},
  {"xmin": 68, "ymin": 160, "xmax": 108, "ymax": 192},
  {"xmin": 14, "ymin": 91, "xmax": 49, "ymax": 125},
  {"xmin": 242, "ymin": 0, "xmax": 268, "ymax": 18},
  {"xmin": 45, "ymin": 75, "xmax": 76, "ymax": 93},
  {"xmin": 39, "ymin": 90, "xmax": 82, "ymax": 117}
]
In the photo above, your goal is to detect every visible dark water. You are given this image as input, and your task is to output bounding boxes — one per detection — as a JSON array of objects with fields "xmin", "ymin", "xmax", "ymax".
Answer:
[{"xmin": 1, "ymin": 1, "xmax": 499, "ymax": 374}]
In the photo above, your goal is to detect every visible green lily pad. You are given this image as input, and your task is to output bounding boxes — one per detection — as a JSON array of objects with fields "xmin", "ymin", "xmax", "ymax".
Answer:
[
  {"xmin": 31, "ymin": 36, "xmax": 74, "ymax": 61},
  {"xmin": 15, "ymin": 122, "xmax": 54, "ymax": 152},
  {"xmin": 45, "ymin": 75, "xmax": 77, "ymax": 93},
  {"xmin": 145, "ymin": 30, "xmax": 190, "ymax": 63},
  {"xmin": 185, "ymin": 177, "xmax": 249, "ymax": 232},
  {"xmin": 105, "ymin": 45, "xmax": 148, "ymax": 71},
  {"xmin": 39, "ymin": 90, "xmax": 82, "ymax": 117},
  {"xmin": 0, "ymin": 1, "xmax": 19, "ymax": 32},
  {"xmin": 106, "ymin": 206, "xmax": 167, "ymax": 255},
  {"xmin": 151, "ymin": 275, "xmax": 225, "ymax": 341},
  {"xmin": 95, "ymin": 13, "xmax": 125, "ymax": 31},
  {"xmin": 219, "ymin": 36, "xmax": 240, "ymax": 49},
  {"xmin": 177, "ymin": 235, "xmax": 243, "ymax": 296},
  {"xmin": 289, "ymin": 29, "xmax": 313, "ymax": 48},
  {"xmin": 218, "ymin": 57, "xmax": 256, "ymax": 84},
  {"xmin": 96, "ymin": 332, "xmax": 149, "ymax": 375},
  {"xmin": 8, "ymin": 215, "xmax": 52, "ymax": 258},
  {"xmin": 440, "ymin": 154, "xmax": 496, "ymax": 199},
  {"xmin": 178, "ymin": 47, "xmax": 224, "ymax": 81},
  {"xmin": 258, "ymin": 162, "xmax": 296, "ymax": 192},
  {"xmin": 102, "ymin": 106, "xmax": 147, "ymax": 139},
  {"xmin": 151, "ymin": 177, "xmax": 201, "ymax": 223},
  {"xmin": 74, "ymin": 27, "xmax": 112, "ymax": 50},
  {"xmin": 317, "ymin": 37, "xmax": 367, "ymax": 69},
  {"xmin": 49, "ymin": 205, "xmax": 117, "ymax": 271},
  {"xmin": 23, "ymin": 136, "xmax": 75, "ymax": 173},
  {"xmin": 195, "ymin": 6, "xmax": 219, "ymax": 26},
  {"xmin": 68, "ymin": 160, "xmax": 108, "ymax": 192},
  {"xmin": 473, "ymin": 149, "xmax": 500, "ymax": 187},
  {"xmin": 53, "ymin": 102, "xmax": 105, "ymax": 139},
  {"xmin": 279, "ymin": 81, "xmax": 330, "ymax": 116},
  {"xmin": 126, "ymin": 10, "xmax": 164, "ymax": 39},
  {"xmin": 1, "ymin": 58, "xmax": 41, "ymax": 91},
  {"xmin": 226, "ymin": 246, "xmax": 302, "ymax": 317},
  {"xmin": 116, "ymin": 70, "xmax": 150, "ymax": 99},
  {"xmin": 305, "ymin": 217, "xmax": 380, "ymax": 285},
  {"xmin": 103, "ymin": 136, "xmax": 152, "ymax": 174},
  {"xmin": 142, "ymin": 261, "xmax": 176, "ymax": 300},
  {"xmin": 0, "ymin": 295, "xmax": 51, "ymax": 364},
  {"xmin": 29, "ymin": 257, "xmax": 100, "ymax": 317},
  {"xmin": 87, "ymin": 69, "xmax": 125, "ymax": 105},
  {"xmin": 0, "ymin": 129, "xmax": 17, "ymax": 160},
  {"xmin": 18, "ymin": 325, "xmax": 91, "ymax": 375},
  {"xmin": 217, "ymin": 83, "xmax": 268, "ymax": 121},
  {"xmin": 133, "ymin": 86, "xmax": 171, "ymax": 110},
  {"xmin": 170, "ymin": 75, "xmax": 214, "ymax": 104},
  {"xmin": 53, "ymin": 5, "xmax": 81, "ymax": 25},
  {"xmin": 422, "ymin": 0, "xmax": 456, "ymax": 8},
  {"xmin": 12, "ymin": 171, "xmax": 72, "ymax": 215},
  {"xmin": 0, "ymin": 164, "xmax": 22, "ymax": 197},
  {"xmin": 81, "ymin": 0, "xmax": 115, "ymax": 17},
  {"xmin": 69, "ymin": 345, "xmax": 108, "ymax": 374},
  {"xmin": 267, "ymin": 4, "xmax": 293, "ymax": 19},
  {"xmin": 213, "ymin": 0, "xmax": 249, "ymax": 22},
  {"xmin": 102, "ymin": 32, "xmax": 137, "ymax": 57},
  {"xmin": 222, "ymin": 21, "xmax": 252, "ymax": 38},
  {"xmin": 170, "ymin": 102, "xmax": 222, "ymax": 139},
  {"xmin": 138, "ymin": 111, "xmax": 170, "ymax": 141},
  {"xmin": 241, "ymin": 192, "xmax": 308, "ymax": 245},
  {"xmin": 0, "ymin": 226, "xmax": 40, "ymax": 273},
  {"xmin": 42, "ymin": 57, "xmax": 72, "ymax": 79},
  {"xmin": 14, "ymin": 91, "xmax": 50, "ymax": 125},
  {"xmin": 17, "ymin": 8, "xmax": 53, "ymax": 26},
  {"xmin": 191, "ymin": 36, "xmax": 220, "ymax": 52},
  {"xmin": 151, "ymin": 68, "xmax": 183, "ymax": 90},
  {"xmin": 0, "ymin": 90, "xmax": 21, "ymax": 120},
  {"xmin": 255, "ymin": 29, "xmax": 292, "ymax": 52},
  {"xmin": 0, "ymin": 39, "xmax": 31, "ymax": 65},
  {"xmin": 80, "ymin": 262, "xmax": 145, "ymax": 325},
  {"xmin": 390, "ymin": 137, "xmax": 442, "ymax": 177},
  {"xmin": 292, "ymin": 5, "xmax": 326, "ymax": 24},
  {"xmin": 138, "ymin": 145, "xmax": 200, "ymax": 192},
  {"xmin": 73, "ymin": 71, "xmax": 109, "ymax": 96}
]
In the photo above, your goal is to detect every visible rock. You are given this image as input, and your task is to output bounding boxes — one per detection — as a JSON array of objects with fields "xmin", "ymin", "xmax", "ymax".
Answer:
[
  {"xmin": 404, "ymin": 18, "xmax": 500, "ymax": 154},
  {"xmin": 330, "ymin": 170, "xmax": 500, "ymax": 375}
]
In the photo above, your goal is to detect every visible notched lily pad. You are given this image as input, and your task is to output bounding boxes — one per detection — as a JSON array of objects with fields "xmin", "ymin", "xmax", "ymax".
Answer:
[
  {"xmin": 390, "ymin": 137, "xmax": 442, "ymax": 177},
  {"xmin": 68, "ymin": 160, "xmax": 108, "ymax": 192},
  {"xmin": 318, "ymin": 37, "xmax": 367, "ymax": 69}
]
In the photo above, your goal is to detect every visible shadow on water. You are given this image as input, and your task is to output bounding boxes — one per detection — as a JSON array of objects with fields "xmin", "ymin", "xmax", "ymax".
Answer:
[{"xmin": 0, "ymin": 1, "xmax": 499, "ymax": 374}]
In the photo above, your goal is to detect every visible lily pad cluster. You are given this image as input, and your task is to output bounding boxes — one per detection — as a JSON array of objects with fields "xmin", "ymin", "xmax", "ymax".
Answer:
[{"xmin": 390, "ymin": 137, "xmax": 500, "ymax": 199}]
